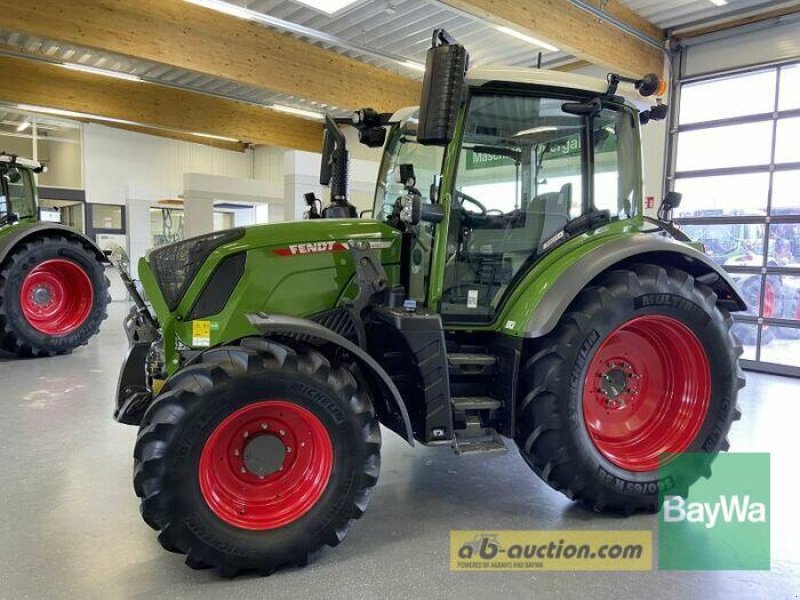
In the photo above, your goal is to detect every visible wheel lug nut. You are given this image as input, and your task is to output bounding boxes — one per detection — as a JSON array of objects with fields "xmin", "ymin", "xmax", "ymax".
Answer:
[
  {"xmin": 233, "ymin": 449, "xmax": 240, "ymax": 456},
  {"xmin": 240, "ymin": 466, "xmax": 247, "ymax": 473},
  {"xmin": 242, "ymin": 431, "xmax": 249, "ymax": 438},
  {"xmin": 286, "ymin": 447, "xmax": 292, "ymax": 453},
  {"xmin": 279, "ymin": 430, "xmax": 286, "ymax": 437},
  {"xmin": 261, "ymin": 423, "xmax": 269, "ymax": 430}
]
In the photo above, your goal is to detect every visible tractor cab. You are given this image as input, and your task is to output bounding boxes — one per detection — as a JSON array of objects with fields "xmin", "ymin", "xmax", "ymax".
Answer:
[
  {"xmin": 0, "ymin": 154, "xmax": 41, "ymax": 226},
  {"xmin": 372, "ymin": 62, "xmax": 647, "ymax": 326}
]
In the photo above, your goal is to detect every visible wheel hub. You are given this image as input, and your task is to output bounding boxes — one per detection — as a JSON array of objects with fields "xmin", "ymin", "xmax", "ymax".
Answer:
[
  {"xmin": 242, "ymin": 433, "xmax": 287, "ymax": 478},
  {"xmin": 596, "ymin": 360, "xmax": 640, "ymax": 408},
  {"xmin": 31, "ymin": 285, "xmax": 53, "ymax": 306}
]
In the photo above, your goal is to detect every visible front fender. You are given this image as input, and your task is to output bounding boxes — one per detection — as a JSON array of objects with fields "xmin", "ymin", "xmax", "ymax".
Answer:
[
  {"xmin": 246, "ymin": 312, "xmax": 414, "ymax": 446},
  {"xmin": 507, "ymin": 233, "xmax": 747, "ymax": 339}
]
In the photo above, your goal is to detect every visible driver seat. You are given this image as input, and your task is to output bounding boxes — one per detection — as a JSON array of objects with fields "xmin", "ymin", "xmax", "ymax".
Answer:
[{"xmin": 467, "ymin": 183, "xmax": 572, "ymax": 256}]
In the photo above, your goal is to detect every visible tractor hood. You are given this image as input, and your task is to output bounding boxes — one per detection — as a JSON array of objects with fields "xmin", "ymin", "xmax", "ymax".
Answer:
[
  {"xmin": 141, "ymin": 218, "xmax": 402, "ymax": 346},
  {"xmin": 234, "ymin": 218, "xmax": 400, "ymax": 255}
]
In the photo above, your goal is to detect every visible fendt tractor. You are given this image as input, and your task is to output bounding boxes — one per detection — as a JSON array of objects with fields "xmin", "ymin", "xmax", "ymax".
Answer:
[
  {"xmin": 115, "ymin": 30, "xmax": 745, "ymax": 576},
  {"xmin": 0, "ymin": 153, "xmax": 109, "ymax": 357}
]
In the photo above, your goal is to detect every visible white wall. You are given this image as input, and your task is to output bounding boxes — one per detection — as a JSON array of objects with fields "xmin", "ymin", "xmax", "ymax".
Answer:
[
  {"xmin": 683, "ymin": 17, "xmax": 800, "ymax": 78},
  {"xmin": 83, "ymin": 124, "xmax": 255, "ymax": 206},
  {"xmin": 83, "ymin": 123, "xmax": 382, "ymax": 221}
]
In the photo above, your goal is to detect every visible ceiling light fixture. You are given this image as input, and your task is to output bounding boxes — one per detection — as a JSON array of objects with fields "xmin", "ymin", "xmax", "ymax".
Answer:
[
  {"xmin": 269, "ymin": 104, "xmax": 325, "ymax": 120},
  {"xmin": 183, "ymin": 0, "xmax": 255, "ymax": 20},
  {"xmin": 62, "ymin": 63, "xmax": 142, "ymax": 82},
  {"xmin": 495, "ymin": 26, "xmax": 559, "ymax": 53},
  {"xmin": 15, "ymin": 104, "xmax": 131, "ymax": 125},
  {"xmin": 709, "ymin": 0, "xmax": 728, "ymax": 6},
  {"xmin": 401, "ymin": 60, "xmax": 426, "ymax": 73},
  {"xmin": 15, "ymin": 104, "xmax": 239, "ymax": 144},
  {"xmin": 191, "ymin": 131, "xmax": 241, "ymax": 142},
  {"xmin": 15, "ymin": 121, "xmax": 31, "ymax": 132},
  {"xmin": 293, "ymin": 0, "xmax": 362, "ymax": 15},
  {"xmin": 514, "ymin": 126, "xmax": 558, "ymax": 137}
]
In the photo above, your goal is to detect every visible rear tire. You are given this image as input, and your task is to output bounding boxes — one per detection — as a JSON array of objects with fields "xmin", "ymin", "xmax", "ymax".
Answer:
[
  {"xmin": 515, "ymin": 264, "xmax": 744, "ymax": 514},
  {"xmin": 0, "ymin": 236, "xmax": 110, "ymax": 357},
  {"xmin": 133, "ymin": 337, "xmax": 381, "ymax": 576}
]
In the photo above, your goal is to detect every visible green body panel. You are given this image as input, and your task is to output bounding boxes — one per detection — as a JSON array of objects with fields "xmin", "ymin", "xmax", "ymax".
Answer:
[
  {"xmin": 0, "ymin": 218, "xmax": 39, "ymax": 243},
  {"xmin": 480, "ymin": 218, "xmax": 644, "ymax": 337},
  {"xmin": 142, "ymin": 219, "xmax": 401, "ymax": 374}
]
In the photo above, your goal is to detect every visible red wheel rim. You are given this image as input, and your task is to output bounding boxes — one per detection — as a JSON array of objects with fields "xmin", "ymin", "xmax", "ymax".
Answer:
[
  {"xmin": 198, "ymin": 400, "xmax": 333, "ymax": 530},
  {"xmin": 582, "ymin": 315, "xmax": 711, "ymax": 472},
  {"xmin": 763, "ymin": 281, "xmax": 775, "ymax": 318},
  {"xmin": 19, "ymin": 259, "xmax": 94, "ymax": 335}
]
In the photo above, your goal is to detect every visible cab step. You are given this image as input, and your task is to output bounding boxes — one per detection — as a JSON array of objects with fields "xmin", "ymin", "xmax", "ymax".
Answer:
[
  {"xmin": 451, "ymin": 396, "xmax": 501, "ymax": 412},
  {"xmin": 447, "ymin": 353, "xmax": 498, "ymax": 375},
  {"xmin": 453, "ymin": 428, "xmax": 508, "ymax": 456}
]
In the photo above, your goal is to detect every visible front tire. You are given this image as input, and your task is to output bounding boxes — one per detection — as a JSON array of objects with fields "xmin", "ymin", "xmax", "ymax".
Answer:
[
  {"xmin": 516, "ymin": 264, "xmax": 744, "ymax": 514},
  {"xmin": 0, "ymin": 236, "xmax": 110, "ymax": 357},
  {"xmin": 133, "ymin": 338, "xmax": 381, "ymax": 576}
]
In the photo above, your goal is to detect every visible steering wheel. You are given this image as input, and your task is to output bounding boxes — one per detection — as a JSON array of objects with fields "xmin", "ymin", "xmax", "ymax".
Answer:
[{"xmin": 456, "ymin": 191, "xmax": 487, "ymax": 216}]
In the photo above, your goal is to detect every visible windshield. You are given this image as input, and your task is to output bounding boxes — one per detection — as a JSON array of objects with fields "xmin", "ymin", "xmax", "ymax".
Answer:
[
  {"xmin": 374, "ymin": 116, "xmax": 445, "ymax": 220},
  {"xmin": 455, "ymin": 93, "xmax": 641, "ymax": 222},
  {"xmin": 440, "ymin": 92, "xmax": 642, "ymax": 323}
]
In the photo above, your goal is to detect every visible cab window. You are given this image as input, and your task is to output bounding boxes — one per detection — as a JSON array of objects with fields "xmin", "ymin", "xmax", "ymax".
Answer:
[{"xmin": 442, "ymin": 93, "xmax": 640, "ymax": 322}]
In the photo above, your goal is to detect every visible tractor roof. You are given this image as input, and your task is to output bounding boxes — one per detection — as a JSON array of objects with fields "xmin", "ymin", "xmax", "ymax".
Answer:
[
  {"xmin": 390, "ymin": 67, "xmax": 650, "ymax": 123},
  {"xmin": 467, "ymin": 66, "xmax": 648, "ymax": 108},
  {"xmin": 0, "ymin": 154, "xmax": 43, "ymax": 171}
]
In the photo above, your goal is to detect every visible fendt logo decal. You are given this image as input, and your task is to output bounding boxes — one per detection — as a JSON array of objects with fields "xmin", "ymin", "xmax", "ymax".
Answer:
[
  {"xmin": 274, "ymin": 241, "xmax": 348, "ymax": 256},
  {"xmin": 273, "ymin": 240, "xmax": 393, "ymax": 256}
]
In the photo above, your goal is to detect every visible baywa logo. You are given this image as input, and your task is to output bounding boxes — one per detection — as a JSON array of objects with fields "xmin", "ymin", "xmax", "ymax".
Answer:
[
  {"xmin": 658, "ymin": 453, "xmax": 770, "ymax": 570},
  {"xmin": 662, "ymin": 494, "xmax": 767, "ymax": 529}
]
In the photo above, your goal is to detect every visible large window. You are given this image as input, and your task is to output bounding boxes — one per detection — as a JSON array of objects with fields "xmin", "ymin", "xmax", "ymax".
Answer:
[
  {"xmin": 443, "ymin": 93, "xmax": 640, "ymax": 321},
  {"xmin": 672, "ymin": 62, "xmax": 800, "ymax": 374}
]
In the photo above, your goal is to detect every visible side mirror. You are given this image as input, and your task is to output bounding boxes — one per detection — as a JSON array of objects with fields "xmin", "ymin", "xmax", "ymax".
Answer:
[
  {"xmin": 658, "ymin": 191, "xmax": 682, "ymax": 223},
  {"xmin": 417, "ymin": 29, "xmax": 469, "ymax": 146}
]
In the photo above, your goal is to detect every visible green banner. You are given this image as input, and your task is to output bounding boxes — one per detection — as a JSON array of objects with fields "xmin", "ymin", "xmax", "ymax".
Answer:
[{"xmin": 658, "ymin": 452, "xmax": 770, "ymax": 570}]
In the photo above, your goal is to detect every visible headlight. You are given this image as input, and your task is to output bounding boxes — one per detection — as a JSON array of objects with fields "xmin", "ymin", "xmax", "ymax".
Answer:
[{"xmin": 148, "ymin": 229, "xmax": 245, "ymax": 310}]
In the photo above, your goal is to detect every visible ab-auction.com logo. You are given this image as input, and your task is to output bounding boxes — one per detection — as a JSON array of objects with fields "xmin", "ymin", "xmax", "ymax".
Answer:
[
  {"xmin": 658, "ymin": 453, "xmax": 770, "ymax": 570},
  {"xmin": 450, "ymin": 530, "xmax": 652, "ymax": 571}
]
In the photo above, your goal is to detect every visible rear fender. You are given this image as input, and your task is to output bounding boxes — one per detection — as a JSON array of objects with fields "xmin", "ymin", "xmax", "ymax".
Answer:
[
  {"xmin": 246, "ymin": 312, "xmax": 414, "ymax": 446},
  {"xmin": 0, "ymin": 223, "xmax": 106, "ymax": 265},
  {"xmin": 518, "ymin": 234, "xmax": 747, "ymax": 338}
]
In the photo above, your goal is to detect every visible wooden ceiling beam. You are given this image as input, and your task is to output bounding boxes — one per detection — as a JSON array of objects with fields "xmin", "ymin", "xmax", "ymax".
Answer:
[
  {"xmin": 3, "ymin": 0, "xmax": 421, "ymax": 113},
  {"xmin": 439, "ymin": 0, "xmax": 666, "ymax": 77},
  {"xmin": 0, "ymin": 54, "xmax": 322, "ymax": 152},
  {"xmin": 673, "ymin": 5, "xmax": 800, "ymax": 40}
]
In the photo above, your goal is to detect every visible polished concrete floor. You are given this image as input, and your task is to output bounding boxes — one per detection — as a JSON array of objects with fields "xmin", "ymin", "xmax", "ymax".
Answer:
[{"xmin": 1, "ymin": 302, "xmax": 798, "ymax": 600}]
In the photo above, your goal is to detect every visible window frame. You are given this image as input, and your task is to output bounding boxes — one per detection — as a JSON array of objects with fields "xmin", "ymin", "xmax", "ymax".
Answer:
[{"xmin": 668, "ymin": 54, "xmax": 800, "ymax": 376}]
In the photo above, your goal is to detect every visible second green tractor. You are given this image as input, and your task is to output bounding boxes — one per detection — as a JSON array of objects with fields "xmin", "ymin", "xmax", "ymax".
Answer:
[{"xmin": 115, "ymin": 30, "xmax": 746, "ymax": 576}]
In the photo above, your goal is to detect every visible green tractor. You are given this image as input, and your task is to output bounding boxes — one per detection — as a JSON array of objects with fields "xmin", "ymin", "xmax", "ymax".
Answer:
[
  {"xmin": 0, "ymin": 153, "xmax": 110, "ymax": 356},
  {"xmin": 115, "ymin": 30, "xmax": 745, "ymax": 576}
]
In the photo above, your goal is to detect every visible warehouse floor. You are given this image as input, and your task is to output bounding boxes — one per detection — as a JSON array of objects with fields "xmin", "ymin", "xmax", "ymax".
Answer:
[{"xmin": 1, "ymin": 302, "xmax": 798, "ymax": 600}]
